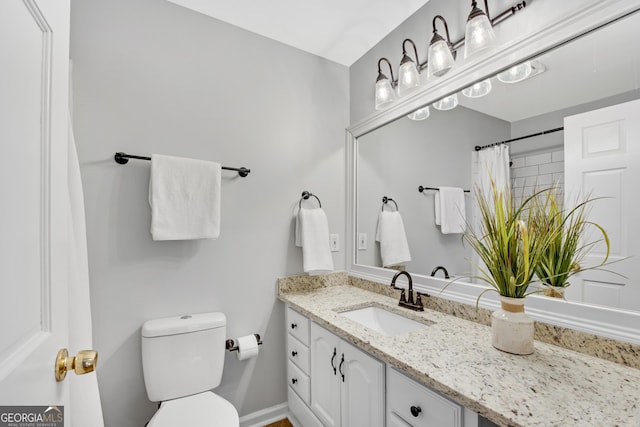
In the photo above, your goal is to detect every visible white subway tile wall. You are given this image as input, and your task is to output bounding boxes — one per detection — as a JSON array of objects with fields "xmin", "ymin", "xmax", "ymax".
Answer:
[{"xmin": 511, "ymin": 148, "xmax": 564, "ymax": 206}]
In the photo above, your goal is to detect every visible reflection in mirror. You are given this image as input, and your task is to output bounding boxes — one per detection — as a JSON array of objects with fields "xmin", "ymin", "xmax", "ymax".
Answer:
[{"xmin": 356, "ymin": 11, "xmax": 640, "ymax": 312}]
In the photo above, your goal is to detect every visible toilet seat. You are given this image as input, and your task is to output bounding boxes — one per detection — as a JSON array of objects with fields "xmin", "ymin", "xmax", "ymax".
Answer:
[{"xmin": 148, "ymin": 391, "xmax": 239, "ymax": 427}]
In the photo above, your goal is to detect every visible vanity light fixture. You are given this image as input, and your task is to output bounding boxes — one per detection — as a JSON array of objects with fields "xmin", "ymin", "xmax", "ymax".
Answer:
[
  {"xmin": 462, "ymin": 78, "xmax": 492, "ymax": 98},
  {"xmin": 398, "ymin": 39, "xmax": 422, "ymax": 97},
  {"xmin": 497, "ymin": 60, "xmax": 546, "ymax": 83},
  {"xmin": 464, "ymin": 0, "xmax": 496, "ymax": 59},
  {"xmin": 372, "ymin": 0, "xmax": 527, "ymax": 111},
  {"xmin": 432, "ymin": 93, "xmax": 459, "ymax": 111},
  {"xmin": 427, "ymin": 15, "xmax": 457, "ymax": 78},
  {"xmin": 375, "ymin": 58, "xmax": 397, "ymax": 110},
  {"xmin": 407, "ymin": 106, "xmax": 430, "ymax": 121}
]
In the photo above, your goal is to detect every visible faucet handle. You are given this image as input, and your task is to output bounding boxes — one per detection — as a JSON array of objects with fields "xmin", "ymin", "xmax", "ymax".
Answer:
[
  {"xmin": 399, "ymin": 289, "xmax": 406, "ymax": 303},
  {"xmin": 416, "ymin": 292, "xmax": 423, "ymax": 307}
]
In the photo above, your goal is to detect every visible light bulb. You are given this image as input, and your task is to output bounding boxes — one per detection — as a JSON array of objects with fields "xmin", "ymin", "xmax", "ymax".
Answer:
[
  {"xmin": 433, "ymin": 93, "xmax": 459, "ymax": 111},
  {"xmin": 427, "ymin": 38, "xmax": 455, "ymax": 78},
  {"xmin": 397, "ymin": 59, "xmax": 421, "ymax": 97},
  {"xmin": 407, "ymin": 106, "xmax": 430, "ymax": 121},
  {"xmin": 464, "ymin": 13, "xmax": 496, "ymax": 59},
  {"xmin": 375, "ymin": 77, "xmax": 396, "ymax": 110},
  {"xmin": 497, "ymin": 62, "xmax": 532, "ymax": 83},
  {"xmin": 462, "ymin": 79, "xmax": 492, "ymax": 98}
]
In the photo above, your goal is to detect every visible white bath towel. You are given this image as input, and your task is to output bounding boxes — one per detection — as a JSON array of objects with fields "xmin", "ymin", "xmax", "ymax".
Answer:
[
  {"xmin": 149, "ymin": 154, "xmax": 221, "ymax": 240},
  {"xmin": 438, "ymin": 186, "xmax": 466, "ymax": 234},
  {"xmin": 295, "ymin": 208, "xmax": 334, "ymax": 275},
  {"xmin": 375, "ymin": 210, "xmax": 411, "ymax": 267}
]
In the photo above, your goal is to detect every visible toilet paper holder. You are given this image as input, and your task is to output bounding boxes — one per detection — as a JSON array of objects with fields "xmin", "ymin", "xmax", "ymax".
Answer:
[{"xmin": 225, "ymin": 334, "xmax": 263, "ymax": 352}]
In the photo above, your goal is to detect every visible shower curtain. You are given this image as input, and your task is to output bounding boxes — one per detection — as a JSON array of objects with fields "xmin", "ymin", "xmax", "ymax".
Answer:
[
  {"xmin": 67, "ymin": 117, "xmax": 105, "ymax": 427},
  {"xmin": 476, "ymin": 144, "xmax": 511, "ymax": 198}
]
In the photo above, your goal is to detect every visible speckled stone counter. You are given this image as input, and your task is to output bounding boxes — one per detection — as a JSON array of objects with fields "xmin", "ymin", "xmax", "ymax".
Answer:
[{"xmin": 278, "ymin": 277, "xmax": 640, "ymax": 427}]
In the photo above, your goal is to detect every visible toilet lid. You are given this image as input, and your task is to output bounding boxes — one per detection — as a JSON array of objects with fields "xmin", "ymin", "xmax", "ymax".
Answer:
[{"xmin": 148, "ymin": 391, "xmax": 239, "ymax": 427}]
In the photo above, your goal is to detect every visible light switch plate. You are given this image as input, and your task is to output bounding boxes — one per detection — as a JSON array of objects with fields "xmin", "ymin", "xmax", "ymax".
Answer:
[
  {"xmin": 358, "ymin": 233, "xmax": 367, "ymax": 250},
  {"xmin": 330, "ymin": 234, "xmax": 339, "ymax": 252}
]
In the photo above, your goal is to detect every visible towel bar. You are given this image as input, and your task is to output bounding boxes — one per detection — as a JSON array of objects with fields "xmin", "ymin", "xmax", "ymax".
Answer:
[
  {"xmin": 114, "ymin": 152, "xmax": 250, "ymax": 177},
  {"xmin": 418, "ymin": 186, "xmax": 470, "ymax": 193}
]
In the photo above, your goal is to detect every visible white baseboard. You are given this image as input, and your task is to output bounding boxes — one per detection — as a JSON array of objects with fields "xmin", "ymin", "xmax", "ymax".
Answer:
[{"xmin": 239, "ymin": 402, "xmax": 289, "ymax": 427}]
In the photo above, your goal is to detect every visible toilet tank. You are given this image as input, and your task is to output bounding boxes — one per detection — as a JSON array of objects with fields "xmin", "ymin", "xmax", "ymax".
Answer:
[{"xmin": 141, "ymin": 312, "xmax": 227, "ymax": 402}]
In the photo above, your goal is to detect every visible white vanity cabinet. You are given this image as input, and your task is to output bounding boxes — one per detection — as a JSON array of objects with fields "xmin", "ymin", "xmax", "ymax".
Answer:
[
  {"xmin": 310, "ymin": 322, "xmax": 385, "ymax": 427},
  {"xmin": 387, "ymin": 367, "xmax": 465, "ymax": 427},
  {"xmin": 286, "ymin": 307, "xmax": 323, "ymax": 427}
]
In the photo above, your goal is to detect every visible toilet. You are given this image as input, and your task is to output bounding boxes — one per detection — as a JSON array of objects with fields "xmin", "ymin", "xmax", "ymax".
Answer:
[{"xmin": 141, "ymin": 312, "xmax": 239, "ymax": 427}]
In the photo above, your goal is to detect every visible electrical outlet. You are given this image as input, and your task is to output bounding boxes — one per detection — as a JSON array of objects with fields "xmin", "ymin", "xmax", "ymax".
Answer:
[
  {"xmin": 358, "ymin": 233, "xmax": 367, "ymax": 250},
  {"xmin": 330, "ymin": 234, "xmax": 339, "ymax": 252}
]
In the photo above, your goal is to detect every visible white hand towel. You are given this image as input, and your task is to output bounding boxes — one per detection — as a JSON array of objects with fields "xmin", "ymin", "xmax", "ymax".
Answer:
[
  {"xmin": 149, "ymin": 154, "xmax": 221, "ymax": 240},
  {"xmin": 295, "ymin": 208, "xmax": 334, "ymax": 275},
  {"xmin": 438, "ymin": 186, "xmax": 466, "ymax": 234},
  {"xmin": 375, "ymin": 210, "xmax": 411, "ymax": 267}
]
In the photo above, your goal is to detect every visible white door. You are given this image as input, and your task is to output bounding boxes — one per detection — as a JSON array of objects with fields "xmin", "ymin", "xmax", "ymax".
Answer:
[
  {"xmin": 340, "ymin": 341, "xmax": 384, "ymax": 427},
  {"xmin": 310, "ymin": 323, "xmax": 341, "ymax": 427},
  {"xmin": 564, "ymin": 98, "xmax": 640, "ymax": 311},
  {"xmin": 0, "ymin": 0, "xmax": 71, "ymax": 418}
]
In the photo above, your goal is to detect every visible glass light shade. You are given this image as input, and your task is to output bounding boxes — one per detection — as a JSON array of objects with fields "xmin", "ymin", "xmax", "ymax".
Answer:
[
  {"xmin": 407, "ymin": 106, "xmax": 430, "ymax": 121},
  {"xmin": 462, "ymin": 78, "xmax": 492, "ymax": 98},
  {"xmin": 464, "ymin": 14, "xmax": 496, "ymax": 59},
  {"xmin": 397, "ymin": 60, "xmax": 421, "ymax": 97},
  {"xmin": 427, "ymin": 39, "xmax": 455, "ymax": 78},
  {"xmin": 497, "ymin": 62, "xmax": 533, "ymax": 83},
  {"xmin": 432, "ymin": 93, "xmax": 459, "ymax": 111},
  {"xmin": 375, "ymin": 78, "xmax": 396, "ymax": 110}
]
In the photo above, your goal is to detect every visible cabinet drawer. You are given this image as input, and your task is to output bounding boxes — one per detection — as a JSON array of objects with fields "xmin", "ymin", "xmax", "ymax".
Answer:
[
  {"xmin": 286, "ymin": 307, "xmax": 310, "ymax": 345},
  {"xmin": 288, "ymin": 360, "xmax": 310, "ymax": 405},
  {"xmin": 287, "ymin": 334, "xmax": 310, "ymax": 374},
  {"xmin": 387, "ymin": 367, "xmax": 462, "ymax": 427},
  {"xmin": 288, "ymin": 386, "xmax": 323, "ymax": 427}
]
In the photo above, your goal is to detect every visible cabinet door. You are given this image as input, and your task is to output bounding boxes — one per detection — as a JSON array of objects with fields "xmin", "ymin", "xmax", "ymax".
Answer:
[
  {"xmin": 340, "ymin": 341, "xmax": 385, "ymax": 427},
  {"xmin": 310, "ymin": 323, "xmax": 341, "ymax": 427}
]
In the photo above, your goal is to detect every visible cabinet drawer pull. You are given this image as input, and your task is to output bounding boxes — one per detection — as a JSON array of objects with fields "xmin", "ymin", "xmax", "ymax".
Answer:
[
  {"xmin": 291, "ymin": 378, "xmax": 298, "ymax": 385},
  {"xmin": 291, "ymin": 351, "xmax": 298, "ymax": 357},
  {"xmin": 331, "ymin": 348, "xmax": 337, "ymax": 375},
  {"xmin": 410, "ymin": 406, "xmax": 422, "ymax": 417},
  {"xmin": 339, "ymin": 353, "xmax": 345, "ymax": 382},
  {"xmin": 291, "ymin": 323, "xmax": 298, "ymax": 329}
]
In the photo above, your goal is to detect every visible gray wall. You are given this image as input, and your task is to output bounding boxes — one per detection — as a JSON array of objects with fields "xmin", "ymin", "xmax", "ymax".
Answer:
[
  {"xmin": 357, "ymin": 106, "xmax": 509, "ymax": 277},
  {"xmin": 70, "ymin": 0, "xmax": 348, "ymax": 426}
]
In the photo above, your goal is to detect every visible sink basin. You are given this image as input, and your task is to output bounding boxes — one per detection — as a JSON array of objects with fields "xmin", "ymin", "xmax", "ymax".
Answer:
[{"xmin": 339, "ymin": 306, "xmax": 428, "ymax": 336}]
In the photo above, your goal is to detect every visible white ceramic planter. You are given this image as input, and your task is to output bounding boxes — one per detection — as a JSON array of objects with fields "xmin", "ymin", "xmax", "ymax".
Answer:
[{"xmin": 491, "ymin": 296, "xmax": 534, "ymax": 355}]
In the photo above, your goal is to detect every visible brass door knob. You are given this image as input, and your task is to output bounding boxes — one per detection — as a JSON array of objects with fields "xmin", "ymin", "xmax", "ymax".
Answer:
[{"xmin": 55, "ymin": 348, "xmax": 99, "ymax": 382}]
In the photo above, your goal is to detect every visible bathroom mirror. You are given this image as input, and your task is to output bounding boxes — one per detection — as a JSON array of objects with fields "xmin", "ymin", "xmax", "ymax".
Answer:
[{"xmin": 348, "ymin": 3, "xmax": 640, "ymax": 343}]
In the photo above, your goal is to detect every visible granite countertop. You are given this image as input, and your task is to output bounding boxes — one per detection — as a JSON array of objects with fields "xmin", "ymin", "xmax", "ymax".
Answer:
[{"xmin": 279, "ymin": 284, "xmax": 640, "ymax": 427}]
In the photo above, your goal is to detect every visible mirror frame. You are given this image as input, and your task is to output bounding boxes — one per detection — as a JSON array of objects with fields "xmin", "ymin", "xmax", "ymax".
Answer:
[{"xmin": 346, "ymin": 0, "xmax": 640, "ymax": 345}]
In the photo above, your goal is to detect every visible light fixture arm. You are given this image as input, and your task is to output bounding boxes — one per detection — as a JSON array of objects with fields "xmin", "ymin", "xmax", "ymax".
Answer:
[
  {"xmin": 377, "ymin": 57, "xmax": 396, "ymax": 86},
  {"xmin": 431, "ymin": 15, "xmax": 457, "ymax": 61},
  {"xmin": 401, "ymin": 38, "xmax": 421, "ymax": 66},
  {"xmin": 490, "ymin": 1, "xmax": 526, "ymax": 26}
]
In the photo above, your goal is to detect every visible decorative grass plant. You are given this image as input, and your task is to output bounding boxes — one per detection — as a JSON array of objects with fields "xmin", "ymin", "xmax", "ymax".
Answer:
[
  {"xmin": 464, "ymin": 184, "xmax": 554, "ymax": 302},
  {"xmin": 531, "ymin": 188, "xmax": 610, "ymax": 296}
]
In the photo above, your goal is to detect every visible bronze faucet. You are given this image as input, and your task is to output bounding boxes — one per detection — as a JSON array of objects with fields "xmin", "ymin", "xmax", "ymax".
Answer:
[
  {"xmin": 430, "ymin": 265, "xmax": 450, "ymax": 279},
  {"xmin": 390, "ymin": 270, "xmax": 424, "ymax": 311}
]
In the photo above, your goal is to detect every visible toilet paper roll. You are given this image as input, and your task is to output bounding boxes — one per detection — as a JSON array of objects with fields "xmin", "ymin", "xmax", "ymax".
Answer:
[{"xmin": 236, "ymin": 335, "xmax": 259, "ymax": 361}]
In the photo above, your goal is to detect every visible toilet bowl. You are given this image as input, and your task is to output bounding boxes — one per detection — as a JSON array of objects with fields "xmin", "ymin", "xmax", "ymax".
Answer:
[
  {"xmin": 141, "ymin": 312, "xmax": 239, "ymax": 427},
  {"xmin": 147, "ymin": 391, "xmax": 238, "ymax": 427}
]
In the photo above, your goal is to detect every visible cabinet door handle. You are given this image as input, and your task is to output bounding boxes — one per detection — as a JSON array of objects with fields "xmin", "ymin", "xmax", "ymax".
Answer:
[
  {"xmin": 290, "ymin": 323, "xmax": 298, "ymax": 329},
  {"xmin": 339, "ymin": 353, "xmax": 345, "ymax": 382},
  {"xmin": 291, "ymin": 351, "xmax": 298, "ymax": 357},
  {"xmin": 410, "ymin": 406, "xmax": 422, "ymax": 417},
  {"xmin": 330, "ymin": 347, "xmax": 337, "ymax": 375},
  {"xmin": 291, "ymin": 378, "xmax": 298, "ymax": 385}
]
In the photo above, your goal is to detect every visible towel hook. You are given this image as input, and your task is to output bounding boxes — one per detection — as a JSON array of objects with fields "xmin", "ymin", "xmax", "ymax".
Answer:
[
  {"xmin": 299, "ymin": 191, "xmax": 322, "ymax": 209},
  {"xmin": 382, "ymin": 196, "xmax": 398, "ymax": 211}
]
